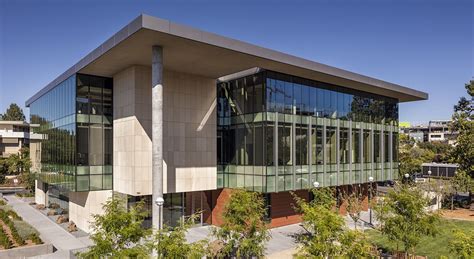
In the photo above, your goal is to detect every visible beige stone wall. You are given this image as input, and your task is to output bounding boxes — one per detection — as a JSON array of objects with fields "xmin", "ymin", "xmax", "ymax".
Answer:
[
  {"xmin": 113, "ymin": 65, "xmax": 217, "ymax": 196},
  {"xmin": 29, "ymin": 140, "xmax": 41, "ymax": 173},
  {"xmin": 35, "ymin": 180, "xmax": 47, "ymax": 205},
  {"xmin": 1, "ymin": 140, "xmax": 20, "ymax": 156},
  {"xmin": 68, "ymin": 190, "xmax": 113, "ymax": 233}
]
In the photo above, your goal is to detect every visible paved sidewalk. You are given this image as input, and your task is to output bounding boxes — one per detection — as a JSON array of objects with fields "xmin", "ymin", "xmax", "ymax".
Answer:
[
  {"xmin": 4, "ymin": 195, "xmax": 92, "ymax": 253},
  {"xmin": 185, "ymin": 223, "xmax": 304, "ymax": 257}
]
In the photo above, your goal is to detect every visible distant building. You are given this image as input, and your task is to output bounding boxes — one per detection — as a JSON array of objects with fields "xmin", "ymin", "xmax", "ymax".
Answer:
[
  {"xmin": 421, "ymin": 162, "xmax": 458, "ymax": 178},
  {"xmin": 0, "ymin": 121, "xmax": 42, "ymax": 172},
  {"xmin": 400, "ymin": 120, "xmax": 457, "ymax": 144}
]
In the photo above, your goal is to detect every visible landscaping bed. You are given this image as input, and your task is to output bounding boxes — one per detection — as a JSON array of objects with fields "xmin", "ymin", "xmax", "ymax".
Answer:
[
  {"xmin": 441, "ymin": 208, "xmax": 474, "ymax": 221},
  {"xmin": 366, "ymin": 219, "xmax": 474, "ymax": 258},
  {"xmin": 0, "ymin": 199, "xmax": 42, "ymax": 250},
  {"xmin": 30, "ymin": 202, "xmax": 88, "ymax": 238}
]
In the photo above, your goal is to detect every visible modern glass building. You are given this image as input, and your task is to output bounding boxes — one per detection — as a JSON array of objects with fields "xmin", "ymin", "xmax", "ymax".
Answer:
[
  {"xmin": 217, "ymin": 70, "xmax": 399, "ymax": 193},
  {"xmin": 30, "ymin": 74, "xmax": 113, "ymax": 209},
  {"xmin": 26, "ymin": 15, "xmax": 427, "ymax": 232}
]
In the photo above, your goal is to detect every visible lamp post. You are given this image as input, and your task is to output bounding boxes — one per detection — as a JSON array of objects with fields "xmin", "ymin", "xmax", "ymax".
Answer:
[
  {"xmin": 368, "ymin": 176, "xmax": 374, "ymax": 226},
  {"xmin": 155, "ymin": 197, "xmax": 164, "ymax": 230},
  {"xmin": 428, "ymin": 170, "xmax": 432, "ymax": 183},
  {"xmin": 404, "ymin": 173, "xmax": 410, "ymax": 184},
  {"xmin": 313, "ymin": 181, "xmax": 320, "ymax": 188}
]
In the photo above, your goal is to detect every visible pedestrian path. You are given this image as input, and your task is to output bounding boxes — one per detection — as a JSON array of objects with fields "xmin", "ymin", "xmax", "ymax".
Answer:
[{"xmin": 5, "ymin": 195, "xmax": 91, "ymax": 253}]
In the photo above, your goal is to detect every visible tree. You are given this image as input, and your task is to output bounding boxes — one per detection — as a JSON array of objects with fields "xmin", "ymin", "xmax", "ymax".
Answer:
[
  {"xmin": 292, "ymin": 187, "xmax": 372, "ymax": 258},
  {"xmin": 374, "ymin": 184, "xmax": 440, "ymax": 257},
  {"xmin": 1, "ymin": 103, "xmax": 25, "ymax": 121},
  {"xmin": 212, "ymin": 189, "xmax": 270, "ymax": 258},
  {"xmin": 446, "ymin": 170, "xmax": 473, "ymax": 210},
  {"xmin": 449, "ymin": 229, "xmax": 474, "ymax": 259},
  {"xmin": 77, "ymin": 195, "xmax": 151, "ymax": 258},
  {"xmin": 5, "ymin": 147, "xmax": 31, "ymax": 175},
  {"xmin": 449, "ymin": 80, "xmax": 474, "ymax": 177},
  {"xmin": 150, "ymin": 214, "xmax": 208, "ymax": 259},
  {"xmin": 417, "ymin": 141, "xmax": 452, "ymax": 163},
  {"xmin": 345, "ymin": 191, "xmax": 363, "ymax": 230},
  {"xmin": 398, "ymin": 134, "xmax": 436, "ymax": 180}
]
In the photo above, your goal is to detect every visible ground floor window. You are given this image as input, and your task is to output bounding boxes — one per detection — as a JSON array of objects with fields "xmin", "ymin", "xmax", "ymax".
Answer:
[{"xmin": 163, "ymin": 193, "xmax": 186, "ymax": 227}]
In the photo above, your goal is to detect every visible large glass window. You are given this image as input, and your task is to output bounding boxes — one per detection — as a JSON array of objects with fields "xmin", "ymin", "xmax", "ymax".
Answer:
[
  {"xmin": 384, "ymin": 132, "xmax": 390, "ymax": 163},
  {"xmin": 326, "ymin": 127, "xmax": 337, "ymax": 165},
  {"xmin": 352, "ymin": 130, "xmax": 361, "ymax": 163},
  {"xmin": 374, "ymin": 131, "xmax": 381, "ymax": 163},
  {"xmin": 217, "ymin": 70, "xmax": 399, "ymax": 192},
  {"xmin": 340, "ymin": 128, "xmax": 349, "ymax": 164},
  {"xmin": 363, "ymin": 130, "xmax": 371, "ymax": 163}
]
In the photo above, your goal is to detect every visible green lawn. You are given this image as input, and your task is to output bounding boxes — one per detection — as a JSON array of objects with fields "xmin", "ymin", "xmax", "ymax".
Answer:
[{"xmin": 366, "ymin": 219, "xmax": 474, "ymax": 258}]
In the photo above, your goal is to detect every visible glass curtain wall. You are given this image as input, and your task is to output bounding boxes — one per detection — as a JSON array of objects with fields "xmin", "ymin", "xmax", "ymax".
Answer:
[
  {"xmin": 30, "ymin": 75, "xmax": 77, "ymax": 192},
  {"xmin": 76, "ymin": 74, "xmax": 113, "ymax": 191},
  {"xmin": 217, "ymin": 70, "xmax": 399, "ymax": 192},
  {"xmin": 30, "ymin": 73, "xmax": 113, "ymax": 193}
]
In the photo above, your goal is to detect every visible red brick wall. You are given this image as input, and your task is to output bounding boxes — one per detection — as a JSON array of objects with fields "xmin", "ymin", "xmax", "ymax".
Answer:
[
  {"xmin": 338, "ymin": 185, "xmax": 349, "ymax": 215},
  {"xmin": 209, "ymin": 188, "xmax": 235, "ymax": 226},
  {"xmin": 270, "ymin": 190, "xmax": 309, "ymax": 228},
  {"xmin": 206, "ymin": 184, "xmax": 376, "ymax": 229}
]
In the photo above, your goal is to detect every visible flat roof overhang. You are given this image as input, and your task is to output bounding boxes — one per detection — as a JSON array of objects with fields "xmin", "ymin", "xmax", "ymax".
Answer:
[{"xmin": 26, "ymin": 14, "xmax": 428, "ymax": 106}]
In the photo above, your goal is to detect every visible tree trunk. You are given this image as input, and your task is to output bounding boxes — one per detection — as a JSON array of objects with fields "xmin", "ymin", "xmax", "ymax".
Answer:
[{"xmin": 451, "ymin": 195, "xmax": 454, "ymax": 210}]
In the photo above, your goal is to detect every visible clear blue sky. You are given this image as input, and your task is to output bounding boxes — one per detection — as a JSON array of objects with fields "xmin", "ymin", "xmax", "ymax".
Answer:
[{"xmin": 1, "ymin": 0, "xmax": 472, "ymax": 124}]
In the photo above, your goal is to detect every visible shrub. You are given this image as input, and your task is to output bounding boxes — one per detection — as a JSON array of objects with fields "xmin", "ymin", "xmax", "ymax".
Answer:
[
  {"xmin": 56, "ymin": 215, "xmax": 68, "ymax": 224},
  {"xmin": 0, "ymin": 209, "xmax": 24, "ymax": 246},
  {"xmin": 7, "ymin": 210, "xmax": 21, "ymax": 220},
  {"xmin": 35, "ymin": 204, "xmax": 45, "ymax": 210},
  {"xmin": 49, "ymin": 203, "xmax": 60, "ymax": 209},
  {"xmin": 0, "ymin": 200, "xmax": 6, "ymax": 206},
  {"xmin": 13, "ymin": 220, "xmax": 38, "ymax": 242},
  {"xmin": 68, "ymin": 222, "xmax": 77, "ymax": 232},
  {"xmin": 0, "ymin": 226, "xmax": 11, "ymax": 249},
  {"xmin": 28, "ymin": 232, "xmax": 42, "ymax": 245},
  {"xmin": 47, "ymin": 209, "xmax": 57, "ymax": 216}
]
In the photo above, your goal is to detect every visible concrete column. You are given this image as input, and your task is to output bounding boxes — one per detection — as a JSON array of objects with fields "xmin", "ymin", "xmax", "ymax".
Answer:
[
  {"xmin": 274, "ymin": 113, "xmax": 279, "ymax": 192},
  {"xmin": 308, "ymin": 117, "xmax": 312, "ymax": 186},
  {"xmin": 336, "ymin": 121, "xmax": 340, "ymax": 186},
  {"xmin": 322, "ymin": 121, "xmax": 327, "ymax": 186},
  {"xmin": 152, "ymin": 45, "xmax": 164, "ymax": 230},
  {"xmin": 348, "ymin": 120, "xmax": 352, "ymax": 184}
]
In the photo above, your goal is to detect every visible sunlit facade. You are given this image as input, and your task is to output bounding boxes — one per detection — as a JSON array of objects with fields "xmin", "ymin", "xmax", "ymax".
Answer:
[
  {"xmin": 217, "ymin": 70, "xmax": 399, "ymax": 192},
  {"xmin": 30, "ymin": 74, "xmax": 113, "ymax": 209},
  {"xmin": 26, "ymin": 15, "xmax": 426, "ymax": 232}
]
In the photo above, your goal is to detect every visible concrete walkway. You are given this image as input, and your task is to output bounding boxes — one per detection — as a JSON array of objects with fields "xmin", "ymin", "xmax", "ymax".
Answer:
[
  {"xmin": 185, "ymin": 223, "xmax": 304, "ymax": 258},
  {"xmin": 4, "ymin": 195, "xmax": 91, "ymax": 255}
]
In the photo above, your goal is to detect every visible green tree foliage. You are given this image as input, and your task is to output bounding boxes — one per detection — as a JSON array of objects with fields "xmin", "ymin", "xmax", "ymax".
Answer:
[
  {"xmin": 345, "ymin": 191, "xmax": 363, "ymax": 230},
  {"xmin": 449, "ymin": 80, "xmax": 474, "ymax": 177},
  {"xmin": 212, "ymin": 189, "xmax": 270, "ymax": 258},
  {"xmin": 0, "ymin": 103, "xmax": 25, "ymax": 121},
  {"xmin": 292, "ymin": 187, "xmax": 372, "ymax": 258},
  {"xmin": 449, "ymin": 229, "xmax": 474, "ymax": 259},
  {"xmin": 417, "ymin": 141, "xmax": 452, "ymax": 163},
  {"xmin": 5, "ymin": 147, "xmax": 31, "ymax": 175},
  {"xmin": 446, "ymin": 170, "xmax": 473, "ymax": 210},
  {"xmin": 399, "ymin": 134, "xmax": 435, "ymax": 179},
  {"xmin": 374, "ymin": 184, "xmax": 441, "ymax": 256},
  {"xmin": 150, "ymin": 214, "xmax": 208, "ymax": 259},
  {"xmin": 77, "ymin": 195, "xmax": 151, "ymax": 258}
]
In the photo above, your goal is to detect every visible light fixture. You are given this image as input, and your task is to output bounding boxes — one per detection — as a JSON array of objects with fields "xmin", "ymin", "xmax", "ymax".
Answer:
[
  {"xmin": 368, "ymin": 176, "xmax": 374, "ymax": 182},
  {"xmin": 313, "ymin": 181, "xmax": 320, "ymax": 188},
  {"xmin": 155, "ymin": 197, "xmax": 164, "ymax": 206}
]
